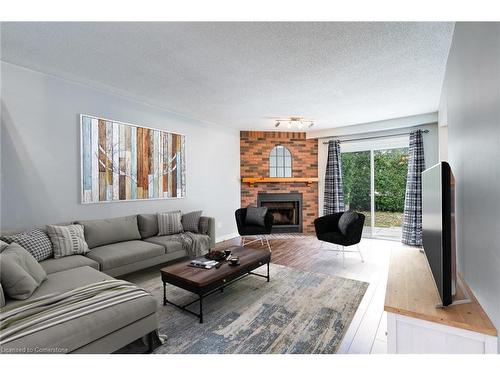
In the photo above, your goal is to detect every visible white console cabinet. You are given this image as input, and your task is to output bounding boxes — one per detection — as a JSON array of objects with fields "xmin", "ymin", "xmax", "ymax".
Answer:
[{"xmin": 384, "ymin": 248, "xmax": 497, "ymax": 354}]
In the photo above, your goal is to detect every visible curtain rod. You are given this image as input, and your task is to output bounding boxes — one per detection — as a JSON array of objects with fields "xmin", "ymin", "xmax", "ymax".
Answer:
[{"xmin": 321, "ymin": 129, "xmax": 429, "ymax": 145}]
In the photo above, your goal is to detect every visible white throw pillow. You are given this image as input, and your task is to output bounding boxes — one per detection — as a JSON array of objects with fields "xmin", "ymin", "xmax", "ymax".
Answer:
[
  {"xmin": 157, "ymin": 211, "xmax": 183, "ymax": 236},
  {"xmin": 46, "ymin": 224, "xmax": 89, "ymax": 258}
]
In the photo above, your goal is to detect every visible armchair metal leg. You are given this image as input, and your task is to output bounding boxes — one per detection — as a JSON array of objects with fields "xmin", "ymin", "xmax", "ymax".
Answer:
[
  {"xmin": 356, "ymin": 244, "xmax": 364, "ymax": 263},
  {"xmin": 241, "ymin": 237, "xmax": 245, "ymax": 246},
  {"xmin": 265, "ymin": 236, "xmax": 272, "ymax": 252},
  {"xmin": 318, "ymin": 240, "xmax": 363, "ymax": 267}
]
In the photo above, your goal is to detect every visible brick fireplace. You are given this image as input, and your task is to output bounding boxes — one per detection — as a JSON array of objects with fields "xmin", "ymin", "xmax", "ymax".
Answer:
[{"xmin": 240, "ymin": 131, "xmax": 318, "ymax": 233}]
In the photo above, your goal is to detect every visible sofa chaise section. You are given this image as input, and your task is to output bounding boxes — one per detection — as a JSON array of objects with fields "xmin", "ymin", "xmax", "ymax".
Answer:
[{"xmin": 1, "ymin": 266, "xmax": 157, "ymax": 354}]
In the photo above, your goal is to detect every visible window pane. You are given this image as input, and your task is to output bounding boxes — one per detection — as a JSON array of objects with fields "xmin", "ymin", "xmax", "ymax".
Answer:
[
  {"xmin": 277, "ymin": 168, "xmax": 284, "ymax": 177},
  {"xmin": 374, "ymin": 147, "xmax": 408, "ymax": 240},
  {"xmin": 284, "ymin": 167, "xmax": 292, "ymax": 177},
  {"xmin": 277, "ymin": 146, "xmax": 284, "ymax": 157},
  {"xmin": 269, "ymin": 166, "xmax": 276, "ymax": 177},
  {"xmin": 284, "ymin": 156, "xmax": 291, "ymax": 168},
  {"xmin": 341, "ymin": 150, "xmax": 371, "ymax": 236},
  {"xmin": 270, "ymin": 155, "xmax": 277, "ymax": 168}
]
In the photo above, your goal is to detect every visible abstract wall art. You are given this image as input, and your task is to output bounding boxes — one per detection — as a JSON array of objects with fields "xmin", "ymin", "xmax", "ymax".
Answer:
[{"xmin": 80, "ymin": 115, "xmax": 186, "ymax": 203}]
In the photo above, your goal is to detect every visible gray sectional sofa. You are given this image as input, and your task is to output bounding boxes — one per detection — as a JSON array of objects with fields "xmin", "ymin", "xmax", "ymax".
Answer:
[{"xmin": 0, "ymin": 213, "xmax": 215, "ymax": 354}]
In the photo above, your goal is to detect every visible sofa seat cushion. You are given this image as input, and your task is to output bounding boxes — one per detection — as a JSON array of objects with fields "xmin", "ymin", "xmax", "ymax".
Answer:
[
  {"xmin": 143, "ymin": 236, "xmax": 184, "ymax": 253},
  {"xmin": 40, "ymin": 255, "xmax": 100, "ymax": 274},
  {"xmin": 85, "ymin": 240, "xmax": 165, "ymax": 271},
  {"xmin": 2, "ymin": 266, "xmax": 157, "ymax": 353}
]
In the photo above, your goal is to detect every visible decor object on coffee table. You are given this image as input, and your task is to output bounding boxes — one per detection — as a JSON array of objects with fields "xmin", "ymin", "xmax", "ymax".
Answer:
[
  {"xmin": 80, "ymin": 114, "xmax": 186, "ymax": 203},
  {"xmin": 235, "ymin": 208, "xmax": 273, "ymax": 251},
  {"xmin": 314, "ymin": 211, "xmax": 365, "ymax": 268}
]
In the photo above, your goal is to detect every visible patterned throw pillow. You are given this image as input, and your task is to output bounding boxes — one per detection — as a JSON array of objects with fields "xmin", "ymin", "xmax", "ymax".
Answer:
[
  {"xmin": 182, "ymin": 211, "xmax": 202, "ymax": 233},
  {"xmin": 46, "ymin": 224, "xmax": 89, "ymax": 259},
  {"xmin": 157, "ymin": 211, "xmax": 183, "ymax": 236},
  {"xmin": 1, "ymin": 229, "xmax": 53, "ymax": 261}
]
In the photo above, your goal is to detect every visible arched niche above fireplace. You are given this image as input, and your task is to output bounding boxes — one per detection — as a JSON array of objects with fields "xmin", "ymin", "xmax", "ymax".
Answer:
[{"xmin": 269, "ymin": 145, "xmax": 292, "ymax": 177}]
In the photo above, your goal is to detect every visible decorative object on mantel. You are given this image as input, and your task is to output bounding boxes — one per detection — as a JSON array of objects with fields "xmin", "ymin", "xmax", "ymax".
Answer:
[
  {"xmin": 80, "ymin": 114, "xmax": 186, "ymax": 204},
  {"xmin": 267, "ymin": 116, "xmax": 314, "ymax": 129},
  {"xmin": 241, "ymin": 177, "xmax": 319, "ymax": 187}
]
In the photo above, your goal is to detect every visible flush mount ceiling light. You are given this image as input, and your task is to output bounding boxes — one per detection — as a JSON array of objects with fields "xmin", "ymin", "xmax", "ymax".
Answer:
[{"xmin": 271, "ymin": 116, "xmax": 314, "ymax": 129}]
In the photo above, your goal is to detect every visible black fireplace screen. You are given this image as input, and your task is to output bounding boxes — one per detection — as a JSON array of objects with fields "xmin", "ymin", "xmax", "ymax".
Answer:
[{"xmin": 261, "ymin": 201, "xmax": 298, "ymax": 226}]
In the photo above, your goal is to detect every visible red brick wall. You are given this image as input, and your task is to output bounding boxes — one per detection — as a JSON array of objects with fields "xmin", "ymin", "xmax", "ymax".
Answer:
[{"xmin": 240, "ymin": 131, "xmax": 318, "ymax": 233}]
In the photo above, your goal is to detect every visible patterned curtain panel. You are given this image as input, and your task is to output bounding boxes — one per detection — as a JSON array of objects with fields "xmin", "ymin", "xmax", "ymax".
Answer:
[
  {"xmin": 402, "ymin": 130, "xmax": 425, "ymax": 246},
  {"xmin": 324, "ymin": 140, "xmax": 345, "ymax": 214}
]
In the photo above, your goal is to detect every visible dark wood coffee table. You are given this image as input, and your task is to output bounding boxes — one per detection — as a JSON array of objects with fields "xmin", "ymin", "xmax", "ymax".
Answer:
[{"xmin": 160, "ymin": 246, "xmax": 271, "ymax": 323}]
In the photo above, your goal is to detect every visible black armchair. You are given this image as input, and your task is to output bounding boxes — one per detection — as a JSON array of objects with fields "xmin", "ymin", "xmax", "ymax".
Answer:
[
  {"xmin": 314, "ymin": 212, "xmax": 365, "ymax": 267},
  {"xmin": 235, "ymin": 208, "xmax": 273, "ymax": 251}
]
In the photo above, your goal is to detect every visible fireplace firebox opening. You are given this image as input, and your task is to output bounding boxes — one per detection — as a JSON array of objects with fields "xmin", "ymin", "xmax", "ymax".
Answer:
[{"xmin": 257, "ymin": 193, "xmax": 303, "ymax": 233}]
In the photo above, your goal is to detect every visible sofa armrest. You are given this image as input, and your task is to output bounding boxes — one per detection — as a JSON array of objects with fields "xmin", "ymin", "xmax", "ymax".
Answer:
[{"xmin": 199, "ymin": 216, "xmax": 215, "ymax": 249}]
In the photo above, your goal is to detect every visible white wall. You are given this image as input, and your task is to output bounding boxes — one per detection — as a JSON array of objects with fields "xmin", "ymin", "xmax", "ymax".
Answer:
[
  {"xmin": 439, "ymin": 22, "xmax": 500, "ymax": 351},
  {"xmin": 0, "ymin": 62, "xmax": 241, "ymax": 241},
  {"xmin": 313, "ymin": 118, "xmax": 439, "ymax": 216}
]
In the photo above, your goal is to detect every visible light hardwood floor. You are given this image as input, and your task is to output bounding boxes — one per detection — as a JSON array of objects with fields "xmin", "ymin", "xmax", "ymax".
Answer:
[{"xmin": 214, "ymin": 234, "xmax": 411, "ymax": 354}]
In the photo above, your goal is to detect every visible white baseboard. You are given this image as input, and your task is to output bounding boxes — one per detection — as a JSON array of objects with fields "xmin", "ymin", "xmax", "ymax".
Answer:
[{"xmin": 216, "ymin": 232, "xmax": 240, "ymax": 243}]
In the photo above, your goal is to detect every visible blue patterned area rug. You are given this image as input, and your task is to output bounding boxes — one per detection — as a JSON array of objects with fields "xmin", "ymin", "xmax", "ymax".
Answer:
[{"xmin": 152, "ymin": 263, "xmax": 368, "ymax": 354}]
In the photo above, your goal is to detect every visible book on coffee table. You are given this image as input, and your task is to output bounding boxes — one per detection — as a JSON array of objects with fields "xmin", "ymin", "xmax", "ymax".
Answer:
[{"xmin": 189, "ymin": 259, "xmax": 219, "ymax": 269}]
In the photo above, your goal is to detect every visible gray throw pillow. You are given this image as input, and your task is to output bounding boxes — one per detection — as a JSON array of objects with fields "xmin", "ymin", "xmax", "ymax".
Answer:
[
  {"xmin": 1, "ymin": 228, "xmax": 54, "ymax": 261},
  {"xmin": 0, "ymin": 283, "xmax": 5, "ymax": 307},
  {"xmin": 137, "ymin": 214, "xmax": 159, "ymax": 239},
  {"xmin": 157, "ymin": 211, "xmax": 183, "ymax": 236},
  {"xmin": 182, "ymin": 211, "xmax": 202, "ymax": 233},
  {"xmin": 246, "ymin": 206, "xmax": 268, "ymax": 227},
  {"xmin": 46, "ymin": 224, "xmax": 89, "ymax": 258},
  {"xmin": 76, "ymin": 215, "xmax": 141, "ymax": 248},
  {"xmin": 338, "ymin": 211, "xmax": 359, "ymax": 236},
  {"xmin": 0, "ymin": 242, "xmax": 47, "ymax": 300},
  {"xmin": 198, "ymin": 217, "xmax": 210, "ymax": 235}
]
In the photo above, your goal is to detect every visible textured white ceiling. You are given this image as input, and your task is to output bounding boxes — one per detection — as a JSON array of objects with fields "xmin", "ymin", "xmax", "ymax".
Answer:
[{"xmin": 0, "ymin": 22, "xmax": 454, "ymax": 130}]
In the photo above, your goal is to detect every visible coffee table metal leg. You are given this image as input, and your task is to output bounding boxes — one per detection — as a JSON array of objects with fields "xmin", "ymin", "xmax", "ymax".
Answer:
[
  {"xmin": 163, "ymin": 281, "xmax": 167, "ymax": 305},
  {"xmin": 267, "ymin": 262, "xmax": 270, "ymax": 282},
  {"xmin": 199, "ymin": 295, "xmax": 203, "ymax": 324}
]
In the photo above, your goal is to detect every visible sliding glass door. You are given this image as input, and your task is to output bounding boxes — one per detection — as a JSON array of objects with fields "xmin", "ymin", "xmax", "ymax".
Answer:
[
  {"xmin": 341, "ymin": 144, "xmax": 408, "ymax": 240},
  {"xmin": 373, "ymin": 148, "xmax": 408, "ymax": 239},
  {"xmin": 341, "ymin": 150, "xmax": 372, "ymax": 237}
]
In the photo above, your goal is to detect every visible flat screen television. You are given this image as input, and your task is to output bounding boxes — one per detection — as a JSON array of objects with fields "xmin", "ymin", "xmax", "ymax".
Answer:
[{"xmin": 422, "ymin": 161, "xmax": 456, "ymax": 307}]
